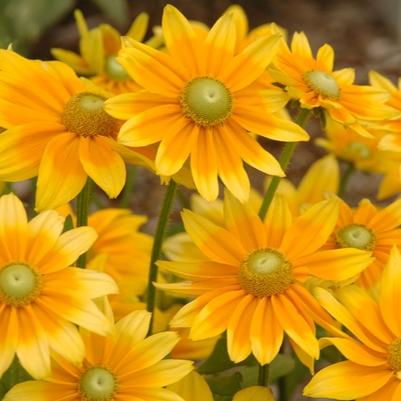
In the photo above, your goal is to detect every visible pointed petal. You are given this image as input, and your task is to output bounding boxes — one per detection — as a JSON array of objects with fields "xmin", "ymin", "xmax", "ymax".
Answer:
[
  {"xmin": 79, "ymin": 136, "xmax": 125, "ymax": 198},
  {"xmin": 36, "ymin": 133, "xmax": 86, "ymax": 211}
]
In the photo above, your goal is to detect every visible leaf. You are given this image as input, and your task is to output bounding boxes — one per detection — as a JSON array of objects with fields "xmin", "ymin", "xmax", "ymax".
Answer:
[
  {"xmin": 208, "ymin": 372, "xmax": 242, "ymax": 397},
  {"xmin": 198, "ymin": 336, "xmax": 256, "ymax": 374},
  {"xmin": 268, "ymin": 353, "xmax": 296, "ymax": 383},
  {"xmin": 90, "ymin": 0, "xmax": 129, "ymax": 27}
]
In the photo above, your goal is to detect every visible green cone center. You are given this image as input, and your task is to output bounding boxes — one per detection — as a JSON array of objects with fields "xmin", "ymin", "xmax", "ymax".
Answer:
[
  {"xmin": 105, "ymin": 56, "xmax": 129, "ymax": 81},
  {"xmin": 80, "ymin": 367, "xmax": 117, "ymax": 401},
  {"xmin": 239, "ymin": 249, "xmax": 293, "ymax": 297},
  {"xmin": 62, "ymin": 92, "xmax": 119, "ymax": 137},
  {"xmin": 336, "ymin": 224, "xmax": 375, "ymax": 250},
  {"xmin": 304, "ymin": 70, "xmax": 340, "ymax": 98},
  {"xmin": 388, "ymin": 338, "xmax": 401, "ymax": 375},
  {"xmin": 0, "ymin": 263, "xmax": 40, "ymax": 304},
  {"xmin": 181, "ymin": 77, "xmax": 232, "ymax": 126}
]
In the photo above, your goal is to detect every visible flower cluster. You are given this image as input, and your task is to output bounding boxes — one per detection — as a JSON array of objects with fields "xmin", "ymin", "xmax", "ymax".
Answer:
[{"xmin": 0, "ymin": 3, "xmax": 401, "ymax": 401}]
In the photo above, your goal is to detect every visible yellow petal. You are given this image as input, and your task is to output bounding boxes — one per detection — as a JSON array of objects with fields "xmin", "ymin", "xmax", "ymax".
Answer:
[
  {"xmin": 303, "ymin": 361, "xmax": 392, "ymax": 399},
  {"xmin": 233, "ymin": 386, "xmax": 276, "ymax": 401},
  {"xmin": 167, "ymin": 371, "xmax": 214, "ymax": 401},
  {"xmin": 126, "ymin": 12, "xmax": 149, "ymax": 41}
]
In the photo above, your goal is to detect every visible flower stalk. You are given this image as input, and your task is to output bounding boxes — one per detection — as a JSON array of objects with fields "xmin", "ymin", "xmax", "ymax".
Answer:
[{"xmin": 76, "ymin": 179, "xmax": 92, "ymax": 268}]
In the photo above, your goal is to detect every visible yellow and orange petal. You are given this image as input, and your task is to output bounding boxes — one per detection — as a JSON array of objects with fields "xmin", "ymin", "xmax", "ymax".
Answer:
[
  {"xmin": 105, "ymin": 5, "xmax": 309, "ymax": 202},
  {"xmin": 3, "ymin": 310, "xmax": 193, "ymax": 401},
  {"xmin": 304, "ymin": 247, "xmax": 401, "ymax": 400},
  {"xmin": 156, "ymin": 193, "xmax": 371, "ymax": 365},
  {"xmin": 0, "ymin": 193, "xmax": 117, "ymax": 379},
  {"xmin": 271, "ymin": 32, "xmax": 397, "ymax": 137},
  {"xmin": 0, "ymin": 49, "xmax": 152, "ymax": 210}
]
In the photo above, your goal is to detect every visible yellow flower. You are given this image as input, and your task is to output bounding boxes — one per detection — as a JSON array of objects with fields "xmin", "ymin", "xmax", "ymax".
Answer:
[
  {"xmin": 0, "ymin": 193, "xmax": 117, "ymax": 379},
  {"xmin": 3, "ymin": 310, "xmax": 193, "ymax": 401},
  {"xmin": 318, "ymin": 115, "xmax": 393, "ymax": 174},
  {"xmin": 0, "ymin": 50, "xmax": 152, "ymax": 211},
  {"xmin": 225, "ymin": 4, "xmax": 286, "ymax": 52},
  {"xmin": 304, "ymin": 247, "xmax": 401, "ymax": 400},
  {"xmin": 105, "ymin": 5, "xmax": 309, "ymax": 202},
  {"xmin": 378, "ymin": 157, "xmax": 401, "ymax": 200},
  {"xmin": 324, "ymin": 197, "xmax": 401, "ymax": 289},
  {"xmin": 156, "ymin": 193, "xmax": 371, "ymax": 365},
  {"xmin": 52, "ymin": 10, "xmax": 161, "ymax": 94},
  {"xmin": 271, "ymin": 32, "xmax": 395, "ymax": 137}
]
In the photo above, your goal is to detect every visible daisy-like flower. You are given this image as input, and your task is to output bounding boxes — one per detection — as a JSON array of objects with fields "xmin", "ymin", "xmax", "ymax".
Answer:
[
  {"xmin": 324, "ymin": 197, "xmax": 401, "ymax": 288},
  {"xmin": 271, "ymin": 32, "xmax": 396, "ymax": 137},
  {"xmin": 0, "ymin": 193, "xmax": 117, "ymax": 379},
  {"xmin": 3, "ymin": 310, "xmax": 193, "ymax": 401},
  {"xmin": 304, "ymin": 247, "xmax": 401, "ymax": 400},
  {"xmin": 52, "ymin": 10, "xmax": 161, "ymax": 94},
  {"xmin": 0, "ymin": 50, "xmax": 152, "ymax": 210},
  {"xmin": 167, "ymin": 371, "xmax": 214, "ymax": 401},
  {"xmin": 105, "ymin": 5, "xmax": 309, "ymax": 202},
  {"xmin": 317, "ymin": 116, "xmax": 389, "ymax": 173},
  {"xmin": 156, "ymin": 193, "xmax": 372, "ymax": 365}
]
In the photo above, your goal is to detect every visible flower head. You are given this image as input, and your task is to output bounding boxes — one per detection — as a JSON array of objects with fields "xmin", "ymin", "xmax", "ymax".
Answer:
[
  {"xmin": 271, "ymin": 32, "xmax": 396, "ymax": 137},
  {"xmin": 324, "ymin": 197, "xmax": 401, "ymax": 288},
  {"xmin": 0, "ymin": 50, "xmax": 152, "ymax": 210},
  {"xmin": 0, "ymin": 193, "xmax": 117, "ymax": 379},
  {"xmin": 105, "ymin": 5, "xmax": 309, "ymax": 202},
  {"xmin": 3, "ymin": 310, "xmax": 193, "ymax": 401},
  {"xmin": 52, "ymin": 10, "xmax": 161, "ymax": 94},
  {"xmin": 156, "ymin": 193, "xmax": 371, "ymax": 365},
  {"xmin": 304, "ymin": 247, "xmax": 401, "ymax": 400}
]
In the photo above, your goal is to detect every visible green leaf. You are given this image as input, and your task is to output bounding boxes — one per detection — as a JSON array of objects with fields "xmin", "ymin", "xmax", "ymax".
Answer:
[
  {"xmin": 63, "ymin": 215, "xmax": 74, "ymax": 232},
  {"xmin": 208, "ymin": 372, "xmax": 242, "ymax": 397},
  {"xmin": 90, "ymin": 0, "xmax": 129, "ymax": 27},
  {"xmin": 268, "ymin": 353, "xmax": 296, "ymax": 383},
  {"xmin": 0, "ymin": 357, "xmax": 32, "ymax": 396},
  {"xmin": 198, "ymin": 336, "xmax": 256, "ymax": 375}
]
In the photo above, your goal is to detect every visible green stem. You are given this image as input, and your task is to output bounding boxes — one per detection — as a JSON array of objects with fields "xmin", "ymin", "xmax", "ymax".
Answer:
[
  {"xmin": 338, "ymin": 161, "xmax": 354, "ymax": 197},
  {"xmin": 258, "ymin": 108, "xmax": 311, "ymax": 219},
  {"xmin": 119, "ymin": 165, "xmax": 137, "ymax": 208},
  {"xmin": 258, "ymin": 364, "xmax": 269, "ymax": 386},
  {"xmin": 278, "ymin": 374, "xmax": 288, "ymax": 401},
  {"xmin": 146, "ymin": 180, "xmax": 177, "ymax": 334},
  {"xmin": 3, "ymin": 182, "xmax": 12, "ymax": 194},
  {"xmin": 76, "ymin": 179, "xmax": 92, "ymax": 268}
]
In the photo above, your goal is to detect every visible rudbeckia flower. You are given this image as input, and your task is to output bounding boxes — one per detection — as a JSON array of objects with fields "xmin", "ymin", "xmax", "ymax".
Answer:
[
  {"xmin": 3, "ymin": 310, "xmax": 193, "ymax": 401},
  {"xmin": 271, "ymin": 32, "xmax": 396, "ymax": 137},
  {"xmin": 105, "ymin": 5, "xmax": 309, "ymax": 202},
  {"xmin": 156, "ymin": 193, "xmax": 372, "ymax": 365},
  {"xmin": 52, "ymin": 10, "xmax": 162, "ymax": 94},
  {"xmin": 324, "ymin": 197, "xmax": 401, "ymax": 288},
  {"xmin": 0, "ymin": 50, "xmax": 152, "ymax": 210},
  {"xmin": 304, "ymin": 247, "xmax": 401, "ymax": 400},
  {"xmin": 0, "ymin": 193, "xmax": 117, "ymax": 379}
]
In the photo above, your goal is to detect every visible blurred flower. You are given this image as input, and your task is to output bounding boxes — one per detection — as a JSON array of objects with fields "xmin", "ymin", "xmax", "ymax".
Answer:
[
  {"xmin": 52, "ymin": 10, "xmax": 162, "ymax": 94},
  {"xmin": 0, "ymin": 193, "xmax": 117, "ymax": 379},
  {"xmin": 3, "ymin": 310, "xmax": 193, "ymax": 401},
  {"xmin": 156, "ymin": 194, "xmax": 370, "ymax": 366},
  {"xmin": 305, "ymin": 247, "xmax": 401, "ymax": 400},
  {"xmin": 233, "ymin": 386, "xmax": 276, "ymax": 401},
  {"xmin": 0, "ymin": 50, "xmax": 153, "ymax": 210},
  {"xmin": 271, "ymin": 32, "xmax": 396, "ymax": 137},
  {"xmin": 105, "ymin": 5, "xmax": 309, "ymax": 202}
]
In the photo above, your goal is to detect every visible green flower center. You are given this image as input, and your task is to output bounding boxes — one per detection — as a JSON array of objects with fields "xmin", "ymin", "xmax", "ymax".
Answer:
[
  {"xmin": 304, "ymin": 70, "xmax": 340, "ymax": 99},
  {"xmin": 344, "ymin": 141, "xmax": 372, "ymax": 160},
  {"xmin": 80, "ymin": 367, "xmax": 117, "ymax": 401},
  {"xmin": 0, "ymin": 263, "xmax": 41, "ymax": 306},
  {"xmin": 62, "ymin": 92, "xmax": 119, "ymax": 137},
  {"xmin": 105, "ymin": 56, "xmax": 130, "ymax": 81},
  {"xmin": 181, "ymin": 77, "xmax": 232, "ymax": 126},
  {"xmin": 388, "ymin": 338, "xmax": 401, "ymax": 377},
  {"xmin": 336, "ymin": 224, "xmax": 375, "ymax": 250},
  {"xmin": 239, "ymin": 249, "xmax": 293, "ymax": 297}
]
